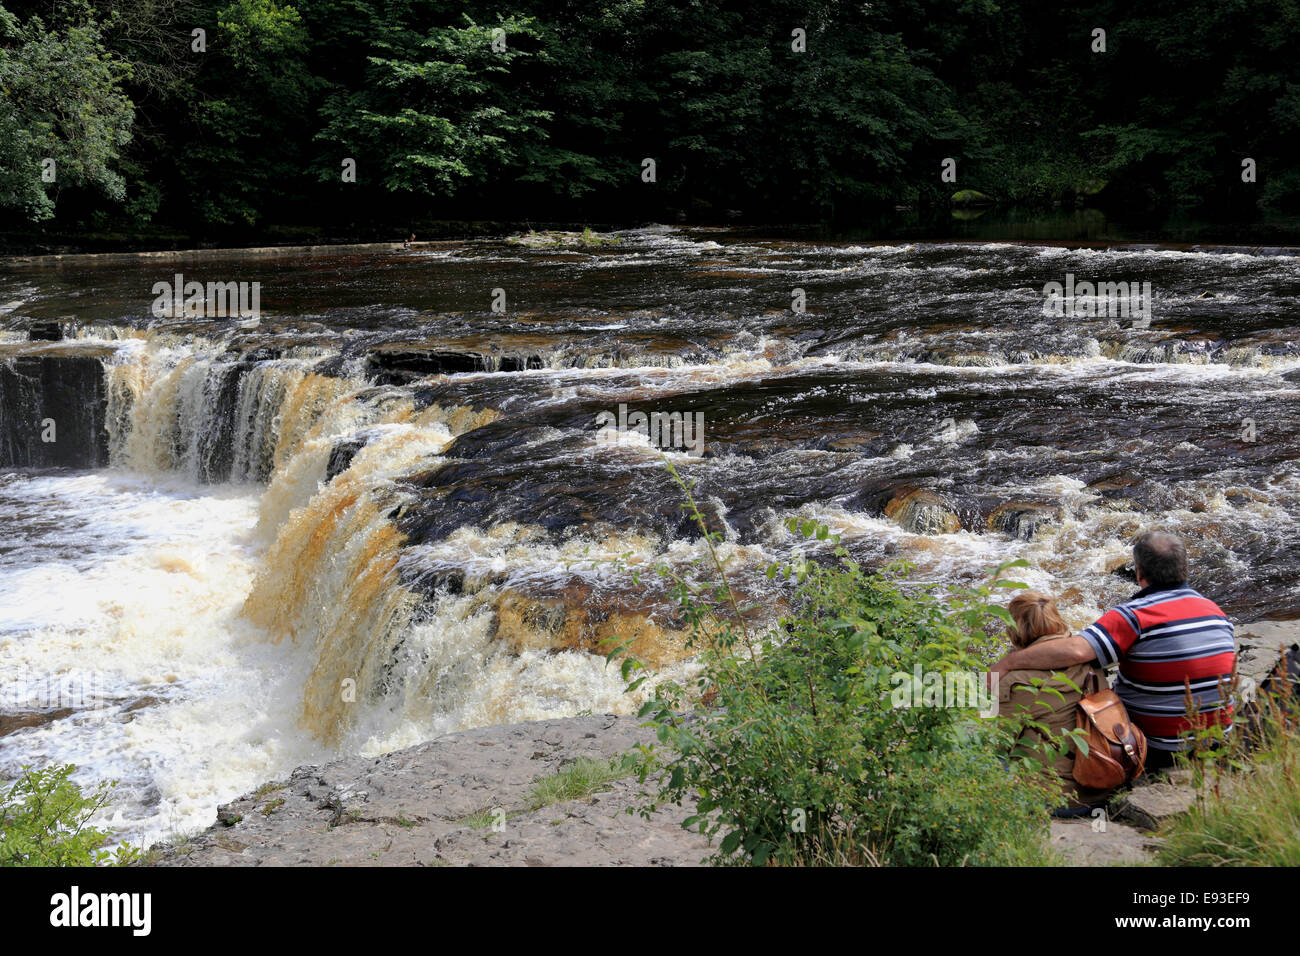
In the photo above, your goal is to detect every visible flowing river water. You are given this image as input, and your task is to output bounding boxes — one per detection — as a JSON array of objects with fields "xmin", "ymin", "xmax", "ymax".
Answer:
[{"xmin": 1, "ymin": 227, "xmax": 1298, "ymax": 845}]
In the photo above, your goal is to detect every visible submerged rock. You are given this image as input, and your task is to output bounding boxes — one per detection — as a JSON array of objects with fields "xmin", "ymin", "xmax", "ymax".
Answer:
[
  {"xmin": 883, "ymin": 488, "xmax": 962, "ymax": 535},
  {"xmin": 985, "ymin": 500, "xmax": 1059, "ymax": 540}
]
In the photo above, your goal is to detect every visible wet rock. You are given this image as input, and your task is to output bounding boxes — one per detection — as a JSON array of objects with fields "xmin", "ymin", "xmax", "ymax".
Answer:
[
  {"xmin": 193, "ymin": 360, "xmax": 251, "ymax": 483},
  {"xmin": 986, "ymin": 500, "xmax": 1059, "ymax": 540},
  {"xmin": 118, "ymin": 696, "xmax": 162, "ymax": 723},
  {"xmin": 365, "ymin": 347, "xmax": 543, "ymax": 385},
  {"xmin": 1106, "ymin": 557, "xmax": 1138, "ymax": 582},
  {"xmin": 1086, "ymin": 472, "xmax": 1141, "ymax": 494},
  {"xmin": 415, "ymin": 568, "xmax": 465, "ymax": 595},
  {"xmin": 28, "ymin": 322, "xmax": 63, "ymax": 341},
  {"xmin": 824, "ymin": 431, "xmax": 884, "ymax": 453},
  {"xmin": 493, "ymin": 590, "xmax": 694, "ymax": 668},
  {"xmin": 0, "ymin": 355, "xmax": 108, "ymax": 468},
  {"xmin": 326, "ymin": 437, "xmax": 367, "ymax": 480},
  {"xmin": 367, "ymin": 348, "xmax": 491, "ymax": 384},
  {"xmin": 883, "ymin": 488, "xmax": 962, "ymax": 535},
  {"xmin": 397, "ymin": 420, "xmax": 706, "ymax": 546},
  {"xmin": 0, "ymin": 708, "xmax": 76, "ymax": 738},
  {"xmin": 232, "ymin": 344, "xmax": 284, "ymax": 363},
  {"xmin": 1223, "ymin": 487, "xmax": 1269, "ymax": 507},
  {"xmin": 498, "ymin": 355, "xmax": 546, "ymax": 372},
  {"xmin": 121, "ymin": 696, "xmax": 161, "ymax": 714}
]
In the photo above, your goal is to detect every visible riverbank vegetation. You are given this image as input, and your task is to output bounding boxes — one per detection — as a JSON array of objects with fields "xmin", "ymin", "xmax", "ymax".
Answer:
[
  {"xmin": 610, "ymin": 463, "xmax": 1064, "ymax": 866},
  {"xmin": 2, "ymin": 0, "xmax": 1298, "ymax": 245},
  {"xmin": 0, "ymin": 764, "xmax": 138, "ymax": 866},
  {"xmin": 1157, "ymin": 684, "xmax": 1300, "ymax": 866},
  {"xmin": 615, "ymin": 463, "xmax": 1300, "ymax": 866}
]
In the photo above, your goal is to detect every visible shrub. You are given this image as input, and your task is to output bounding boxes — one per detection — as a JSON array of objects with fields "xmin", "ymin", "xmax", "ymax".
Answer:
[
  {"xmin": 610, "ymin": 462, "xmax": 1059, "ymax": 866},
  {"xmin": 0, "ymin": 764, "xmax": 138, "ymax": 866}
]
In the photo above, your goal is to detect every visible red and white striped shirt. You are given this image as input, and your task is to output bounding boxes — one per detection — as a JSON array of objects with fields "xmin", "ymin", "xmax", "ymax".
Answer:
[{"xmin": 1081, "ymin": 585, "xmax": 1236, "ymax": 751}]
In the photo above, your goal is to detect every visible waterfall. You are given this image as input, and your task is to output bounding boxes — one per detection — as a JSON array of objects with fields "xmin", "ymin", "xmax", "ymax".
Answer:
[
  {"xmin": 103, "ymin": 336, "xmax": 349, "ymax": 483},
  {"xmin": 242, "ymin": 420, "xmax": 456, "ymax": 743},
  {"xmin": 25, "ymin": 329, "xmax": 515, "ymax": 746}
]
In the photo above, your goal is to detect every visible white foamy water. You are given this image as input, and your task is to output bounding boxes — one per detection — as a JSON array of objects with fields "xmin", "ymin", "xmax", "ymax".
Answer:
[
  {"xmin": 0, "ymin": 471, "xmax": 328, "ymax": 848},
  {"xmin": 0, "ymin": 454, "xmax": 688, "ymax": 848}
]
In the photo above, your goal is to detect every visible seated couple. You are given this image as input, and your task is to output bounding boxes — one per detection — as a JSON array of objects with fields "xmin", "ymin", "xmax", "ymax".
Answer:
[{"xmin": 993, "ymin": 531, "xmax": 1237, "ymax": 807}]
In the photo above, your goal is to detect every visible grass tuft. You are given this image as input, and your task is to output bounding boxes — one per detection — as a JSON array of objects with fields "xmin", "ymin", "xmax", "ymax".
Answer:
[{"xmin": 526, "ymin": 756, "xmax": 629, "ymax": 811}]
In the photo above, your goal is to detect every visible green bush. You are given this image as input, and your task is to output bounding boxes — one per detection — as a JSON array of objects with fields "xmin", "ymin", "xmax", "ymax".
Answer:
[
  {"xmin": 611, "ymin": 462, "xmax": 1059, "ymax": 867},
  {"xmin": 0, "ymin": 764, "xmax": 138, "ymax": 866}
]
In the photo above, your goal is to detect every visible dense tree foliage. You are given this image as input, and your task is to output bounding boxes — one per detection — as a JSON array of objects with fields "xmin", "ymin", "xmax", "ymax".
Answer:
[
  {"xmin": 1, "ymin": 0, "xmax": 1297, "ymax": 235},
  {"xmin": 0, "ymin": 4, "xmax": 134, "ymax": 220}
]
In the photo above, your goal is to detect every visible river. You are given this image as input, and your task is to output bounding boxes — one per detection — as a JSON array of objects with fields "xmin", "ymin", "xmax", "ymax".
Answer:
[{"xmin": 1, "ymin": 227, "xmax": 1298, "ymax": 845}]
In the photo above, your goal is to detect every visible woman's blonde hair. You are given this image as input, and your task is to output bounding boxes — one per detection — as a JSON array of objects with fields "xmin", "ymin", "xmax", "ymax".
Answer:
[{"xmin": 1006, "ymin": 591, "xmax": 1070, "ymax": 648}]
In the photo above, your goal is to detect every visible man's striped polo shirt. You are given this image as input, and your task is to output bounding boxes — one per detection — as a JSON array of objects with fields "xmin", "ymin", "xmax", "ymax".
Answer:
[{"xmin": 1080, "ymin": 584, "xmax": 1236, "ymax": 752}]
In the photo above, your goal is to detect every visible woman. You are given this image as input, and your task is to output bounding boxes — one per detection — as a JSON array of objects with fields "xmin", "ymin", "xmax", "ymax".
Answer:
[{"xmin": 997, "ymin": 591, "xmax": 1109, "ymax": 809}]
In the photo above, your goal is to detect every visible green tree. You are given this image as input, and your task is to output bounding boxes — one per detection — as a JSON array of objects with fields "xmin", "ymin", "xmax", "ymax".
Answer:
[
  {"xmin": 315, "ymin": 8, "xmax": 555, "ymax": 202},
  {"xmin": 174, "ymin": 0, "xmax": 317, "ymax": 225},
  {"xmin": 0, "ymin": 5, "xmax": 135, "ymax": 221}
]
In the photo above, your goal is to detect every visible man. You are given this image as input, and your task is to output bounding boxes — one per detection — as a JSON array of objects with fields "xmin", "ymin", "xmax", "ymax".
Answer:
[{"xmin": 991, "ymin": 531, "xmax": 1236, "ymax": 769}]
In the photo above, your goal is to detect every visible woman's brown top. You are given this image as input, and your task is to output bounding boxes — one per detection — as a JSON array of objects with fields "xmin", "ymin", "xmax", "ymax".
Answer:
[{"xmin": 997, "ymin": 631, "xmax": 1105, "ymax": 782}]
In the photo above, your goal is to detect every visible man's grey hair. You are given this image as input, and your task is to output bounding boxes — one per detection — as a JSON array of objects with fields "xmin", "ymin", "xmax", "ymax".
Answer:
[{"xmin": 1132, "ymin": 531, "xmax": 1188, "ymax": 589}]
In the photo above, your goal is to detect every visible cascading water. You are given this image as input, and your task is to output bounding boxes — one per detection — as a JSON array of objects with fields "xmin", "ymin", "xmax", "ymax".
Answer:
[
  {"xmin": 2, "ymin": 229, "xmax": 1300, "ymax": 845},
  {"xmin": 0, "ymin": 322, "xmax": 697, "ymax": 843}
]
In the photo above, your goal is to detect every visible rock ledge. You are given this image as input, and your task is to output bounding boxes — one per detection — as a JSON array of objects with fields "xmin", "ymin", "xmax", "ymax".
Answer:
[{"xmin": 149, "ymin": 714, "xmax": 710, "ymax": 867}]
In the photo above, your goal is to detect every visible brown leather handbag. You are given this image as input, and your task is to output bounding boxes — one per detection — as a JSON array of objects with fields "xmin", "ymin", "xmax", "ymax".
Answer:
[{"xmin": 1072, "ymin": 672, "xmax": 1148, "ymax": 789}]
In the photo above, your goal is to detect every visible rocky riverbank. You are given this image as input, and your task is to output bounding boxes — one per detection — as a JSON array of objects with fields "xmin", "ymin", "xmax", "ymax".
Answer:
[
  {"xmin": 147, "ymin": 624, "xmax": 1296, "ymax": 867},
  {"xmin": 147, "ymin": 714, "xmax": 710, "ymax": 867}
]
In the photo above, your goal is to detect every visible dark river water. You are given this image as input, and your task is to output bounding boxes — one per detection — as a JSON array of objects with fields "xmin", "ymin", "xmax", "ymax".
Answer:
[{"xmin": 1, "ymin": 226, "xmax": 1298, "ymax": 842}]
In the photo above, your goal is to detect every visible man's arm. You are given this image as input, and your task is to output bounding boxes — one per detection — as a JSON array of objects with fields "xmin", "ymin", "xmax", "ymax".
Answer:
[{"xmin": 992, "ymin": 635, "xmax": 1097, "ymax": 679}]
